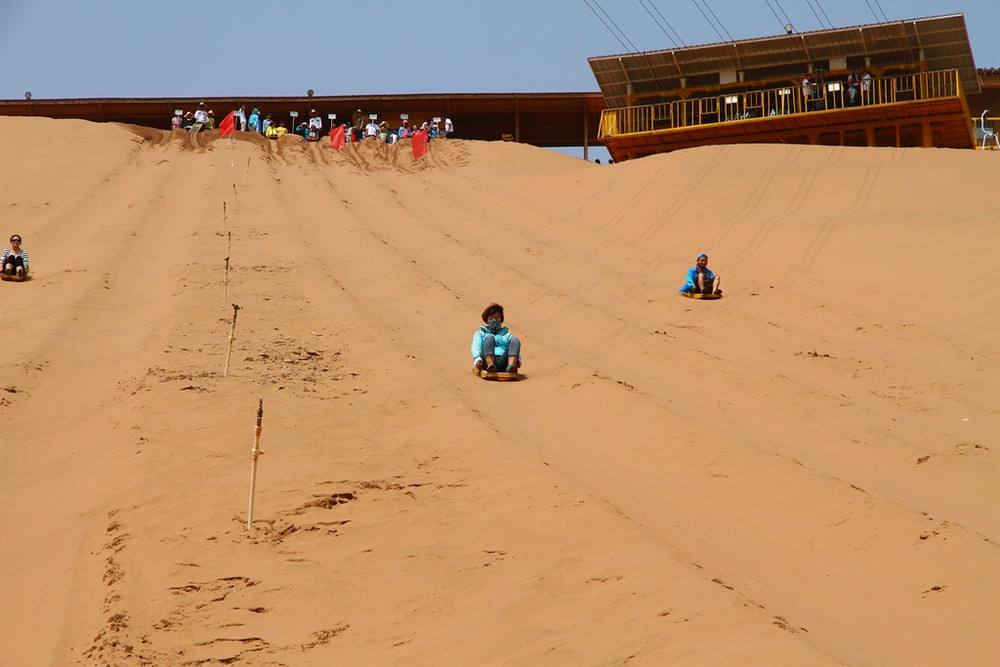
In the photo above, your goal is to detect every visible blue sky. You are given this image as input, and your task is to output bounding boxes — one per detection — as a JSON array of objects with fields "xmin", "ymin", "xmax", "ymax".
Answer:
[{"xmin": 1, "ymin": 0, "xmax": 995, "ymax": 99}]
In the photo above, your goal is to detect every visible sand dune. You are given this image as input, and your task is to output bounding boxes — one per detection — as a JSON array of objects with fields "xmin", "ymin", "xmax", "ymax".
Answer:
[{"xmin": 0, "ymin": 116, "xmax": 998, "ymax": 666}]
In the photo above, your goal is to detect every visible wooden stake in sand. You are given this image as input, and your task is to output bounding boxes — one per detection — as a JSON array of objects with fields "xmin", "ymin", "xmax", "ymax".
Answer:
[
  {"xmin": 246, "ymin": 398, "xmax": 264, "ymax": 530},
  {"xmin": 223, "ymin": 303, "xmax": 242, "ymax": 377},
  {"xmin": 223, "ymin": 232, "xmax": 232, "ymax": 310},
  {"xmin": 241, "ymin": 155, "xmax": 252, "ymax": 186}
]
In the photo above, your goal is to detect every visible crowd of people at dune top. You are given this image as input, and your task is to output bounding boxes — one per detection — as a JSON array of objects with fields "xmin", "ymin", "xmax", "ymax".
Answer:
[{"xmin": 171, "ymin": 102, "xmax": 454, "ymax": 144}]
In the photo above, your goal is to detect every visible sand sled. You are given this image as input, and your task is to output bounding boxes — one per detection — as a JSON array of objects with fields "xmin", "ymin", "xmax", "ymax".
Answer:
[
  {"xmin": 681, "ymin": 291, "xmax": 722, "ymax": 300},
  {"xmin": 1, "ymin": 273, "xmax": 30, "ymax": 282},
  {"xmin": 473, "ymin": 368, "xmax": 522, "ymax": 382}
]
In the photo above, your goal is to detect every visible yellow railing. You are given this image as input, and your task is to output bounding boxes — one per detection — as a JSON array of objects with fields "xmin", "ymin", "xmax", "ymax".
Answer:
[{"xmin": 599, "ymin": 69, "xmax": 963, "ymax": 139}]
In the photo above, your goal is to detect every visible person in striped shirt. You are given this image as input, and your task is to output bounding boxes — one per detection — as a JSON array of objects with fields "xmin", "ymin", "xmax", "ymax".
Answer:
[{"xmin": 2, "ymin": 234, "xmax": 29, "ymax": 277}]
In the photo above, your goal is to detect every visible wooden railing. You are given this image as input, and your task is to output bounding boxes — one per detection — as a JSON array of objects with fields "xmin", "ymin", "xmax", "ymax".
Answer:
[{"xmin": 599, "ymin": 69, "xmax": 963, "ymax": 139}]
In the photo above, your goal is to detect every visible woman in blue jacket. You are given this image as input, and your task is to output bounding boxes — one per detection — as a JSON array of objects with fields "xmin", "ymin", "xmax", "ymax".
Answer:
[{"xmin": 471, "ymin": 303, "xmax": 522, "ymax": 373}]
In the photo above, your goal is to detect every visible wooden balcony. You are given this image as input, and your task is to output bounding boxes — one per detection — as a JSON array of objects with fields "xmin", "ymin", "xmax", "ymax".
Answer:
[{"xmin": 600, "ymin": 69, "xmax": 975, "ymax": 161}]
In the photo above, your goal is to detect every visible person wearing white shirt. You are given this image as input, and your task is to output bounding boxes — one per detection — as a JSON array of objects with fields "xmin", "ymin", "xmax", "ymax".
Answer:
[
  {"xmin": 365, "ymin": 121, "xmax": 379, "ymax": 138},
  {"xmin": 445, "ymin": 117, "xmax": 454, "ymax": 137},
  {"xmin": 193, "ymin": 102, "xmax": 209, "ymax": 124},
  {"xmin": 308, "ymin": 109, "xmax": 323, "ymax": 131}
]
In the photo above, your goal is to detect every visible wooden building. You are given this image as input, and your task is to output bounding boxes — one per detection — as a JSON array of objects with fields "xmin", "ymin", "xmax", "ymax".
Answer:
[{"xmin": 590, "ymin": 15, "xmax": 984, "ymax": 161}]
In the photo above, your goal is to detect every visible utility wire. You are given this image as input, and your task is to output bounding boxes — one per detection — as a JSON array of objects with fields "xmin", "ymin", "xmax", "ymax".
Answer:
[
  {"xmin": 872, "ymin": 0, "xmax": 889, "ymax": 22},
  {"xmin": 813, "ymin": 0, "xmax": 834, "ymax": 28},
  {"xmin": 772, "ymin": 0, "xmax": 795, "ymax": 29},
  {"xmin": 702, "ymin": 0, "xmax": 736, "ymax": 42},
  {"xmin": 648, "ymin": 0, "xmax": 688, "ymax": 47},
  {"xmin": 583, "ymin": 0, "xmax": 635, "ymax": 52},
  {"xmin": 762, "ymin": 0, "xmax": 787, "ymax": 32},
  {"xmin": 592, "ymin": 0, "xmax": 642, "ymax": 52},
  {"xmin": 636, "ymin": 0, "xmax": 679, "ymax": 48},
  {"xmin": 690, "ymin": 0, "xmax": 728, "ymax": 43},
  {"xmin": 804, "ymin": 0, "xmax": 830, "ymax": 29},
  {"xmin": 863, "ymin": 0, "xmax": 882, "ymax": 23}
]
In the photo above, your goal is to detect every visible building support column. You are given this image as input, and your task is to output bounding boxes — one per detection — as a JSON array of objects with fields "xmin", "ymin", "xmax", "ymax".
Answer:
[
  {"xmin": 583, "ymin": 112, "xmax": 589, "ymax": 161},
  {"xmin": 865, "ymin": 126, "xmax": 876, "ymax": 147},
  {"xmin": 895, "ymin": 123, "xmax": 901, "ymax": 147},
  {"xmin": 514, "ymin": 99, "xmax": 520, "ymax": 143},
  {"xmin": 921, "ymin": 121, "xmax": 933, "ymax": 147}
]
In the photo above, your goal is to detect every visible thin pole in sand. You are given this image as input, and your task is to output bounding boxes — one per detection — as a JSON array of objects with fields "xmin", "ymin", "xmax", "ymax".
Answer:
[
  {"xmin": 223, "ymin": 303, "xmax": 242, "ymax": 377},
  {"xmin": 241, "ymin": 155, "xmax": 252, "ymax": 186},
  {"xmin": 223, "ymin": 231, "xmax": 231, "ymax": 310},
  {"xmin": 246, "ymin": 398, "xmax": 264, "ymax": 530}
]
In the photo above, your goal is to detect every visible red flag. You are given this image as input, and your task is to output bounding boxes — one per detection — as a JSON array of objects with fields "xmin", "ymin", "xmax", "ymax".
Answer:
[
  {"xmin": 330, "ymin": 124, "xmax": 346, "ymax": 151},
  {"xmin": 412, "ymin": 129, "xmax": 428, "ymax": 159},
  {"xmin": 219, "ymin": 111, "xmax": 236, "ymax": 137}
]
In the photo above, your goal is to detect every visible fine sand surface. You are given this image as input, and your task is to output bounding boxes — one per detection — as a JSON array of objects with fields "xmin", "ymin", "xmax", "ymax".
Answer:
[{"xmin": 1, "ymin": 117, "xmax": 998, "ymax": 666}]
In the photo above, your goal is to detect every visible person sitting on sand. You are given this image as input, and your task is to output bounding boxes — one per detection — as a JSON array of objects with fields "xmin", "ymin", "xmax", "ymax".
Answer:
[
  {"xmin": 680, "ymin": 253, "xmax": 721, "ymax": 295},
  {"xmin": 471, "ymin": 303, "xmax": 522, "ymax": 373},
  {"xmin": 2, "ymin": 234, "xmax": 29, "ymax": 277}
]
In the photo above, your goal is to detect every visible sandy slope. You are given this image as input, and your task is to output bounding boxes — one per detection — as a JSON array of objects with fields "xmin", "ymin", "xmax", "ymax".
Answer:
[{"xmin": 0, "ymin": 117, "xmax": 997, "ymax": 666}]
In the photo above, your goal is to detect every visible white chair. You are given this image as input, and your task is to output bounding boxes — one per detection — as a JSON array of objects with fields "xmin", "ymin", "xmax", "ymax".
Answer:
[{"xmin": 979, "ymin": 110, "xmax": 1000, "ymax": 150}]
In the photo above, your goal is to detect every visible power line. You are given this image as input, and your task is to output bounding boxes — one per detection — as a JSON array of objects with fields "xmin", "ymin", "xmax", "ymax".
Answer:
[
  {"xmin": 701, "ymin": 0, "xmax": 736, "ymax": 42},
  {"xmin": 813, "ymin": 0, "xmax": 834, "ymax": 28},
  {"xmin": 863, "ymin": 0, "xmax": 882, "ymax": 23},
  {"xmin": 762, "ymin": 0, "xmax": 787, "ymax": 32},
  {"xmin": 804, "ymin": 0, "xmax": 830, "ymax": 29},
  {"xmin": 690, "ymin": 0, "xmax": 727, "ymax": 43},
  {"xmin": 648, "ymin": 0, "xmax": 688, "ymax": 47},
  {"xmin": 872, "ymin": 0, "xmax": 889, "ymax": 22},
  {"xmin": 592, "ymin": 0, "xmax": 642, "ymax": 52},
  {"xmin": 583, "ymin": 0, "xmax": 634, "ymax": 52},
  {"xmin": 636, "ymin": 0, "xmax": 679, "ymax": 48},
  {"xmin": 772, "ymin": 0, "xmax": 795, "ymax": 29}
]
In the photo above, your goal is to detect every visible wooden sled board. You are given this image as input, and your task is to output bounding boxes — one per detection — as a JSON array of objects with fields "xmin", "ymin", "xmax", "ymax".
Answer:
[
  {"xmin": 473, "ymin": 368, "xmax": 522, "ymax": 382},
  {"xmin": 1, "ymin": 273, "xmax": 29, "ymax": 282},
  {"xmin": 681, "ymin": 291, "xmax": 722, "ymax": 300}
]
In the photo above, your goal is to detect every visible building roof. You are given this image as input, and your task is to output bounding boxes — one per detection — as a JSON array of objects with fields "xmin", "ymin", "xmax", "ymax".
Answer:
[{"xmin": 589, "ymin": 14, "xmax": 979, "ymax": 108}]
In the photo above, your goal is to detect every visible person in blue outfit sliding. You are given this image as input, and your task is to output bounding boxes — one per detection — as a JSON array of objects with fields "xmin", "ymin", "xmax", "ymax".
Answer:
[
  {"xmin": 471, "ymin": 303, "xmax": 522, "ymax": 373},
  {"xmin": 680, "ymin": 253, "xmax": 721, "ymax": 295}
]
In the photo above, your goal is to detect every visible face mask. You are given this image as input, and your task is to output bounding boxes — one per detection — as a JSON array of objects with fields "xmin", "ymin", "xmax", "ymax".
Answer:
[{"xmin": 487, "ymin": 317, "xmax": 502, "ymax": 333}]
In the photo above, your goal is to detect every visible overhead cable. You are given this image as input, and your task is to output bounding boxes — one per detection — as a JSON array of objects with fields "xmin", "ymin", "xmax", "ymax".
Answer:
[
  {"xmin": 592, "ymin": 0, "xmax": 642, "ymax": 52},
  {"xmin": 690, "ymin": 0, "xmax": 728, "ymax": 43},
  {"xmin": 701, "ymin": 0, "xmax": 736, "ymax": 42},
  {"xmin": 813, "ymin": 0, "xmax": 834, "ymax": 28},
  {"xmin": 872, "ymin": 0, "xmax": 889, "ymax": 22},
  {"xmin": 636, "ymin": 0, "xmax": 680, "ymax": 48},
  {"xmin": 583, "ymin": 0, "xmax": 635, "ymax": 52},
  {"xmin": 762, "ymin": 0, "xmax": 788, "ymax": 32},
  {"xmin": 863, "ymin": 0, "xmax": 882, "ymax": 23},
  {"xmin": 772, "ymin": 0, "xmax": 795, "ymax": 27},
  {"xmin": 648, "ymin": 0, "xmax": 687, "ymax": 46},
  {"xmin": 804, "ymin": 0, "xmax": 830, "ymax": 29}
]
